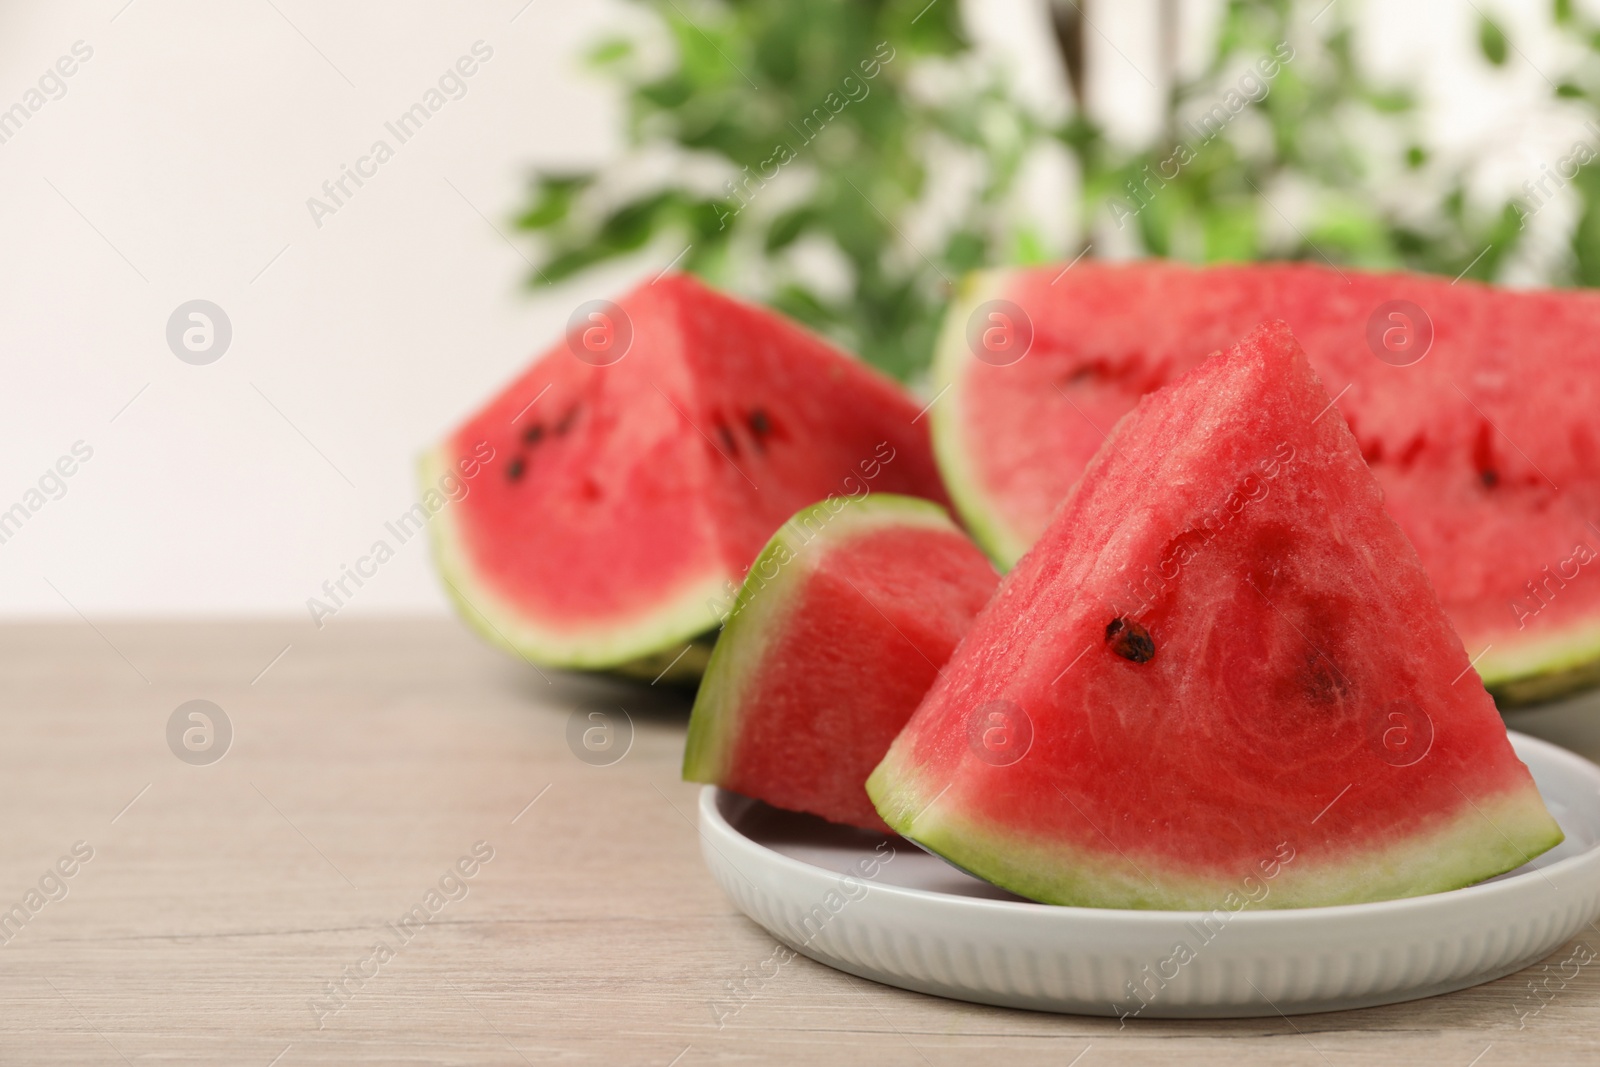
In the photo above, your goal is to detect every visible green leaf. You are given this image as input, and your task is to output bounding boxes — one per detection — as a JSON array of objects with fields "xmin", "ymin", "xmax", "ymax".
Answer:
[
  {"xmin": 1570, "ymin": 164, "xmax": 1600, "ymax": 284},
  {"xmin": 597, "ymin": 193, "xmax": 678, "ymax": 250},
  {"xmin": 1011, "ymin": 227, "xmax": 1050, "ymax": 266},
  {"xmin": 1479, "ymin": 15, "xmax": 1510, "ymax": 67},
  {"xmin": 515, "ymin": 176, "xmax": 590, "ymax": 231},
  {"xmin": 1365, "ymin": 89, "xmax": 1416, "ymax": 114},
  {"xmin": 586, "ymin": 37, "xmax": 633, "ymax": 68},
  {"xmin": 537, "ymin": 243, "xmax": 615, "ymax": 285},
  {"xmin": 943, "ymin": 230, "xmax": 986, "ymax": 274},
  {"xmin": 764, "ymin": 206, "xmax": 817, "ymax": 252},
  {"xmin": 1201, "ymin": 201, "xmax": 1258, "ymax": 264}
]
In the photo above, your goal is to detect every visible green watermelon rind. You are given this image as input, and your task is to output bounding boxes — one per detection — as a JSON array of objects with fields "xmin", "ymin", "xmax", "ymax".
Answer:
[
  {"xmin": 1480, "ymin": 621, "xmax": 1600, "ymax": 706},
  {"xmin": 683, "ymin": 493, "xmax": 962, "ymax": 785},
  {"xmin": 929, "ymin": 269, "xmax": 1033, "ymax": 570},
  {"xmin": 420, "ymin": 447, "xmax": 723, "ymax": 671},
  {"xmin": 604, "ymin": 635, "xmax": 716, "ymax": 687},
  {"xmin": 866, "ymin": 754, "xmax": 1564, "ymax": 909},
  {"xmin": 931, "ymin": 267, "xmax": 1600, "ymax": 700}
]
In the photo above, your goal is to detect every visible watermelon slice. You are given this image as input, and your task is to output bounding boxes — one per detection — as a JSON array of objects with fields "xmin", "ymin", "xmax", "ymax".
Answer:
[
  {"xmin": 425, "ymin": 274, "xmax": 949, "ymax": 672},
  {"xmin": 935, "ymin": 261, "xmax": 1600, "ymax": 703},
  {"xmin": 684, "ymin": 495, "xmax": 998, "ymax": 831},
  {"xmin": 871, "ymin": 321, "xmax": 1563, "ymax": 909}
]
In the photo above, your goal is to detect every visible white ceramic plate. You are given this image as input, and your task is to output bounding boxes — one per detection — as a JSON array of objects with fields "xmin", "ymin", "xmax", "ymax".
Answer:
[{"xmin": 697, "ymin": 731, "xmax": 1600, "ymax": 1018}]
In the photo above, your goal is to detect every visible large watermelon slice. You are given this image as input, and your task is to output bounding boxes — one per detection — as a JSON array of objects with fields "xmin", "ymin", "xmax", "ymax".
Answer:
[
  {"xmin": 426, "ymin": 274, "xmax": 949, "ymax": 671},
  {"xmin": 870, "ymin": 320, "xmax": 1563, "ymax": 909},
  {"xmin": 683, "ymin": 495, "xmax": 998, "ymax": 831},
  {"xmin": 935, "ymin": 261, "xmax": 1600, "ymax": 703}
]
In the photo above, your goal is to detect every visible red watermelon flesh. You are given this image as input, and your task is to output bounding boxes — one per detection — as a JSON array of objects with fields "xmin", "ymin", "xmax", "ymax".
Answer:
[
  {"xmin": 936, "ymin": 261, "xmax": 1600, "ymax": 701},
  {"xmin": 872, "ymin": 321, "xmax": 1562, "ymax": 909},
  {"xmin": 427, "ymin": 274, "xmax": 949, "ymax": 670},
  {"xmin": 684, "ymin": 495, "xmax": 998, "ymax": 831}
]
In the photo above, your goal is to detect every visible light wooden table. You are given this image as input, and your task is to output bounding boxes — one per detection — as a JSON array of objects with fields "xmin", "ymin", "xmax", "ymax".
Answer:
[{"xmin": 3, "ymin": 618, "xmax": 1599, "ymax": 1065}]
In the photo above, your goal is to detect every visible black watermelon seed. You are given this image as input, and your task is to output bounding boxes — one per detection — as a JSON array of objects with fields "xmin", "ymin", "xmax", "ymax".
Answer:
[
  {"xmin": 1106, "ymin": 617, "xmax": 1155, "ymax": 663},
  {"xmin": 522, "ymin": 423, "xmax": 545, "ymax": 445},
  {"xmin": 505, "ymin": 457, "xmax": 525, "ymax": 482},
  {"xmin": 716, "ymin": 422, "xmax": 739, "ymax": 456},
  {"xmin": 555, "ymin": 407, "xmax": 580, "ymax": 435},
  {"xmin": 1471, "ymin": 422, "xmax": 1498, "ymax": 489},
  {"xmin": 747, "ymin": 409, "xmax": 772, "ymax": 452}
]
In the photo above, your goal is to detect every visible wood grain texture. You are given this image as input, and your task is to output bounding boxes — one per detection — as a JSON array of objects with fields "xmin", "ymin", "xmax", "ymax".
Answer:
[{"xmin": 1, "ymin": 618, "xmax": 1597, "ymax": 1065}]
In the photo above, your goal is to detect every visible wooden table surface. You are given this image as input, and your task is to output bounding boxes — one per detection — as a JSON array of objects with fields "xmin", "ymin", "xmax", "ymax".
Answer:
[{"xmin": 4, "ymin": 617, "xmax": 1600, "ymax": 1065}]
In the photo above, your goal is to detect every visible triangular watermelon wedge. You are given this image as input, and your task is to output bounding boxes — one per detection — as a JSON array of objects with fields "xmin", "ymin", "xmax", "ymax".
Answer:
[
  {"xmin": 932, "ymin": 261, "xmax": 1600, "ymax": 704},
  {"xmin": 684, "ymin": 494, "xmax": 998, "ymax": 831},
  {"xmin": 869, "ymin": 321, "xmax": 1563, "ymax": 909},
  {"xmin": 424, "ymin": 274, "xmax": 949, "ymax": 672}
]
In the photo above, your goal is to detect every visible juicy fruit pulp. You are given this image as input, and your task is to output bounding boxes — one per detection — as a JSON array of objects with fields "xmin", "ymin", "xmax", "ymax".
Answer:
[
  {"xmin": 936, "ymin": 261, "xmax": 1600, "ymax": 702},
  {"xmin": 684, "ymin": 495, "xmax": 998, "ymax": 832},
  {"xmin": 427, "ymin": 274, "xmax": 950, "ymax": 671},
  {"xmin": 872, "ymin": 321, "xmax": 1562, "ymax": 909}
]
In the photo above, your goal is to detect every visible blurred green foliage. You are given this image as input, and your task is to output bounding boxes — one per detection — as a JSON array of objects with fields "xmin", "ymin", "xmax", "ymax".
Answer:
[
  {"xmin": 516, "ymin": 0, "xmax": 1596, "ymax": 380},
  {"xmin": 516, "ymin": 0, "xmax": 1027, "ymax": 379}
]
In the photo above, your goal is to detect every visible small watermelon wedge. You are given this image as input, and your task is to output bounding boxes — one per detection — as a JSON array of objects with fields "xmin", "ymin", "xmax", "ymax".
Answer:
[
  {"xmin": 870, "ymin": 321, "xmax": 1563, "ymax": 909},
  {"xmin": 425, "ymin": 274, "xmax": 950, "ymax": 673},
  {"xmin": 684, "ymin": 494, "xmax": 998, "ymax": 831},
  {"xmin": 934, "ymin": 261, "xmax": 1600, "ymax": 704}
]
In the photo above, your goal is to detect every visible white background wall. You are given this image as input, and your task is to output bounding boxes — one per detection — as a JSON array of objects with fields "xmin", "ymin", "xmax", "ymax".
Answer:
[{"xmin": 0, "ymin": 0, "xmax": 1586, "ymax": 620}]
